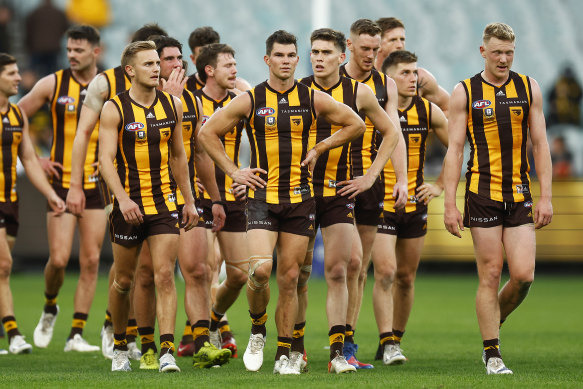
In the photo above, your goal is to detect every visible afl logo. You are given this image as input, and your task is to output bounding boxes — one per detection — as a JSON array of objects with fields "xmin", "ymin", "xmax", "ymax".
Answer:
[
  {"xmin": 202, "ymin": 115, "xmax": 210, "ymax": 125},
  {"xmin": 57, "ymin": 96, "xmax": 75, "ymax": 105},
  {"xmin": 472, "ymin": 100, "xmax": 491, "ymax": 109},
  {"xmin": 256, "ymin": 107, "xmax": 275, "ymax": 117},
  {"xmin": 125, "ymin": 122, "xmax": 145, "ymax": 131}
]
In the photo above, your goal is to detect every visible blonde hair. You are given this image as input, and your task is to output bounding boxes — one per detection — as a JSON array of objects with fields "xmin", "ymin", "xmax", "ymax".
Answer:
[
  {"xmin": 121, "ymin": 40, "xmax": 156, "ymax": 69},
  {"xmin": 483, "ymin": 23, "xmax": 515, "ymax": 43}
]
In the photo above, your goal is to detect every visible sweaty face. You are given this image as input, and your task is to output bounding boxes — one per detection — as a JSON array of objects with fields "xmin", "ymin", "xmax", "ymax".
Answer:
[
  {"xmin": 0, "ymin": 63, "xmax": 21, "ymax": 98},
  {"xmin": 128, "ymin": 49, "xmax": 160, "ymax": 88},
  {"xmin": 159, "ymin": 46, "xmax": 183, "ymax": 81},
  {"xmin": 67, "ymin": 38, "xmax": 98, "ymax": 72},
  {"xmin": 310, "ymin": 39, "xmax": 345, "ymax": 79},
  {"xmin": 387, "ymin": 62, "xmax": 418, "ymax": 98},
  {"xmin": 265, "ymin": 43, "xmax": 299, "ymax": 81},
  {"xmin": 379, "ymin": 27, "xmax": 406, "ymax": 58},
  {"xmin": 480, "ymin": 37, "xmax": 515, "ymax": 83},
  {"xmin": 212, "ymin": 53, "xmax": 237, "ymax": 90},
  {"xmin": 349, "ymin": 33, "xmax": 381, "ymax": 72}
]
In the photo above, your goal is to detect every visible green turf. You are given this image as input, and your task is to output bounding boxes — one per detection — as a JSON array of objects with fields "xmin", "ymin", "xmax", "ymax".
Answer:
[{"xmin": 1, "ymin": 272, "xmax": 581, "ymax": 388}]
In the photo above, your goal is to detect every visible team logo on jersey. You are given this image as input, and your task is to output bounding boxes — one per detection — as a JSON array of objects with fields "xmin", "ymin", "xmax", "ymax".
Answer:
[
  {"xmin": 57, "ymin": 96, "xmax": 75, "ymax": 105},
  {"xmin": 202, "ymin": 115, "xmax": 210, "ymax": 124},
  {"xmin": 67, "ymin": 104, "xmax": 76, "ymax": 112},
  {"xmin": 136, "ymin": 130, "xmax": 147, "ymax": 141},
  {"xmin": 346, "ymin": 203, "xmax": 355, "ymax": 210},
  {"xmin": 290, "ymin": 116, "xmax": 303, "ymax": 129},
  {"xmin": 265, "ymin": 116, "xmax": 277, "ymax": 129},
  {"xmin": 183, "ymin": 123, "xmax": 192, "ymax": 133},
  {"xmin": 510, "ymin": 107, "xmax": 523, "ymax": 119},
  {"xmin": 483, "ymin": 107, "xmax": 495, "ymax": 121},
  {"xmin": 472, "ymin": 99, "xmax": 491, "ymax": 109},
  {"xmin": 524, "ymin": 201, "xmax": 533, "ymax": 208},
  {"xmin": 125, "ymin": 122, "xmax": 145, "ymax": 131},
  {"xmin": 409, "ymin": 134, "xmax": 421, "ymax": 144},
  {"xmin": 256, "ymin": 107, "xmax": 275, "ymax": 117},
  {"xmin": 171, "ymin": 211, "xmax": 178, "ymax": 218},
  {"xmin": 516, "ymin": 184, "xmax": 530, "ymax": 194}
]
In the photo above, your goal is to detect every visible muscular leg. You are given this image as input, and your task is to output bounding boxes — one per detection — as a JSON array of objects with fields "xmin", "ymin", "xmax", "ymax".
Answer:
[
  {"xmin": 110, "ymin": 243, "xmax": 141, "ymax": 342},
  {"xmin": 0, "ymin": 232, "xmax": 16, "ymax": 319},
  {"xmin": 499, "ymin": 225, "xmax": 535, "ymax": 322},
  {"xmin": 246, "ymin": 229, "xmax": 276, "ymax": 316},
  {"xmin": 345, "ymin": 229, "xmax": 362, "ymax": 329},
  {"xmin": 392, "ymin": 236, "xmax": 425, "ymax": 332},
  {"xmin": 134, "ymin": 241, "xmax": 156, "ymax": 329},
  {"xmin": 370, "ymin": 234, "xmax": 397, "ymax": 334},
  {"xmin": 214, "ymin": 231, "xmax": 249, "ymax": 314},
  {"xmin": 44, "ymin": 212, "xmax": 76, "ymax": 299},
  {"xmin": 349, "ymin": 224, "xmax": 378, "ymax": 331}
]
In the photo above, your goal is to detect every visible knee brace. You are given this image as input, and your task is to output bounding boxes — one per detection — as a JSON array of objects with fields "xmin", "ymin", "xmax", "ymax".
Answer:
[
  {"xmin": 297, "ymin": 264, "xmax": 312, "ymax": 288},
  {"xmin": 226, "ymin": 256, "xmax": 250, "ymax": 275},
  {"xmin": 112, "ymin": 278, "xmax": 132, "ymax": 295},
  {"xmin": 247, "ymin": 255, "xmax": 272, "ymax": 291}
]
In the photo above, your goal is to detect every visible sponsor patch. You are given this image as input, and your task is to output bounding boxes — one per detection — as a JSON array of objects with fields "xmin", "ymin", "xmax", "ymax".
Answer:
[
  {"xmin": 516, "ymin": 184, "xmax": 529, "ymax": 194},
  {"xmin": 125, "ymin": 122, "xmax": 145, "ymax": 131},
  {"xmin": 256, "ymin": 107, "xmax": 275, "ymax": 117},
  {"xmin": 472, "ymin": 99, "xmax": 491, "ymax": 109},
  {"xmin": 57, "ymin": 96, "xmax": 75, "ymax": 105}
]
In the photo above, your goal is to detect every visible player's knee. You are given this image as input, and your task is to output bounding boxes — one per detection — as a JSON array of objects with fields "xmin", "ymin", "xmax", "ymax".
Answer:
[
  {"xmin": 47, "ymin": 255, "xmax": 69, "ymax": 271},
  {"xmin": 135, "ymin": 265, "xmax": 155, "ymax": 288},
  {"xmin": 154, "ymin": 267, "xmax": 175, "ymax": 293},
  {"xmin": 113, "ymin": 277, "xmax": 132, "ymax": 294},
  {"xmin": 247, "ymin": 255, "xmax": 272, "ymax": 292},
  {"xmin": 375, "ymin": 263, "xmax": 396, "ymax": 286},
  {"xmin": 395, "ymin": 268, "xmax": 415, "ymax": 289},
  {"xmin": 298, "ymin": 264, "xmax": 312, "ymax": 288},
  {"xmin": 325, "ymin": 262, "xmax": 345, "ymax": 285},
  {"xmin": 226, "ymin": 268, "xmax": 247, "ymax": 289},
  {"xmin": 278, "ymin": 266, "xmax": 300, "ymax": 293},
  {"xmin": 0, "ymin": 258, "xmax": 12, "ymax": 279},
  {"xmin": 80, "ymin": 255, "xmax": 100, "ymax": 276},
  {"xmin": 347, "ymin": 253, "xmax": 361, "ymax": 275}
]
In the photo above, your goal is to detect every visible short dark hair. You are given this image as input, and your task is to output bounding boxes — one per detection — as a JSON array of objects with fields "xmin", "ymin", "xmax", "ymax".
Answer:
[
  {"xmin": 188, "ymin": 26, "xmax": 220, "ymax": 53},
  {"xmin": 310, "ymin": 28, "xmax": 346, "ymax": 53},
  {"xmin": 376, "ymin": 17, "xmax": 405, "ymax": 35},
  {"xmin": 196, "ymin": 43, "xmax": 235, "ymax": 83},
  {"xmin": 266, "ymin": 30, "xmax": 297, "ymax": 55},
  {"xmin": 66, "ymin": 25, "xmax": 100, "ymax": 46},
  {"xmin": 350, "ymin": 19, "xmax": 381, "ymax": 37},
  {"xmin": 0, "ymin": 53, "xmax": 16, "ymax": 74},
  {"xmin": 381, "ymin": 50, "xmax": 417, "ymax": 74},
  {"xmin": 152, "ymin": 35, "xmax": 182, "ymax": 56},
  {"xmin": 131, "ymin": 23, "xmax": 168, "ymax": 42}
]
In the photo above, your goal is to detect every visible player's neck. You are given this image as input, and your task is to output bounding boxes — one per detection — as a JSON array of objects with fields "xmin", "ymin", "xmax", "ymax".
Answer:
[
  {"xmin": 314, "ymin": 71, "xmax": 340, "ymax": 90},
  {"xmin": 345, "ymin": 60, "xmax": 371, "ymax": 81},
  {"xmin": 202, "ymin": 80, "xmax": 228, "ymax": 101},
  {"xmin": 72, "ymin": 66, "xmax": 98, "ymax": 85},
  {"xmin": 481, "ymin": 70, "xmax": 509, "ymax": 87},
  {"xmin": 129, "ymin": 84, "xmax": 157, "ymax": 107},
  {"xmin": 267, "ymin": 75, "xmax": 294, "ymax": 92},
  {"xmin": 374, "ymin": 55, "xmax": 386, "ymax": 72},
  {"xmin": 0, "ymin": 94, "xmax": 9, "ymax": 113},
  {"xmin": 398, "ymin": 94, "xmax": 413, "ymax": 110}
]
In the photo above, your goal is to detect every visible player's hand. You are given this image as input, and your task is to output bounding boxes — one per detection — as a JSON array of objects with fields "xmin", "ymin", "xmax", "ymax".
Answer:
[
  {"xmin": 211, "ymin": 202, "xmax": 226, "ymax": 232},
  {"xmin": 301, "ymin": 148, "xmax": 320, "ymax": 174},
  {"xmin": 119, "ymin": 197, "xmax": 143, "ymax": 226},
  {"xmin": 416, "ymin": 182, "xmax": 443, "ymax": 205},
  {"xmin": 534, "ymin": 197, "xmax": 553, "ymax": 229},
  {"xmin": 48, "ymin": 192, "xmax": 66, "ymax": 216},
  {"xmin": 392, "ymin": 181, "xmax": 408, "ymax": 210},
  {"xmin": 181, "ymin": 202, "xmax": 198, "ymax": 231},
  {"xmin": 39, "ymin": 157, "xmax": 63, "ymax": 179},
  {"xmin": 160, "ymin": 68, "xmax": 187, "ymax": 97},
  {"xmin": 231, "ymin": 167, "xmax": 266, "ymax": 190},
  {"xmin": 230, "ymin": 183, "xmax": 247, "ymax": 200},
  {"xmin": 444, "ymin": 203, "xmax": 464, "ymax": 238},
  {"xmin": 336, "ymin": 175, "xmax": 375, "ymax": 199},
  {"xmin": 66, "ymin": 185, "xmax": 86, "ymax": 217}
]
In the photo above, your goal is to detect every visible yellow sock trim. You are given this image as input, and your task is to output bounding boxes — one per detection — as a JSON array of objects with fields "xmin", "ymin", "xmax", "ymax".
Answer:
[
  {"xmin": 3, "ymin": 320, "xmax": 17, "ymax": 332},
  {"xmin": 345, "ymin": 330, "xmax": 354, "ymax": 337},
  {"xmin": 192, "ymin": 326, "xmax": 210, "ymax": 340},
  {"xmin": 160, "ymin": 341, "xmax": 175, "ymax": 352},
  {"xmin": 141, "ymin": 334, "xmax": 155, "ymax": 344},
  {"xmin": 219, "ymin": 324, "xmax": 231, "ymax": 334},
  {"xmin": 45, "ymin": 297, "xmax": 57, "ymax": 306},
  {"xmin": 183, "ymin": 324, "xmax": 192, "ymax": 336},
  {"xmin": 393, "ymin": 334, "xmax": 402, "ymax": 343},
  {"xmin": 329, "ymin": 333, "xmax": 345, "ymax": 345},
  {"xmin": 211, "ymin": 311, "xmax": 222, "ymax": 322},
  {"xmin": 105, "ymin": 312, "xmax": 112, "ymax": 322},
  {"xmin": 251, "ymin": 313, "xmax": 267, "ymax": 326},
  {"xmin": 126, "ymin": 326, "xmax": 138, "ymax": 337},
  {"xmin": 293, "ymin": 328, "xmax": 305, "ymax": 339},
  {"xmin": 277, "ymin": 341, "xmax": 291, "ymax": 349},
  {"xmin": 114, "ymin": 339, "xmax": 127, "ymax": 347},
  {"xmin": 72, "ymin": 319, "xmax": 86, "ymax": 329},
  {"xmin": 484, "ymin": 345, "xmax": 500, "ymax": 351}
]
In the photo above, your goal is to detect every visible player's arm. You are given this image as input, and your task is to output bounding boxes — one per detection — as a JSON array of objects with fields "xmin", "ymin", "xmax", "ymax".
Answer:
[
  {"xmin": 302, "ymin": 90, "xmax": 365, "ymax": 171},
  {"xmin": 416, "ymin": 103, "xmax": 449, "ymax": 204},
  {"xmin": 18, "ymin": 74, "xmax": 64, "ymax": 178},
  {"xmin": 418, "ymin": 67, "xmax": 450, "ymax": 117},
  {"xmin": 337, "ymin": 82, "xmax": 400, "ymax": 200},
  {"xmin": 98, "ymin": 101, "xmax": 143, "ymax": 225},
  {"xmin": 67, "ymin": 73, "xmax": 110, "ymax": 216},
  {"xmin": 192, "ymin": 97, "xmax": 225, "ymax": 231},
  {"xmin": 199, "ymin": 92, "xmax": 266, "ymax": 189},
  {"xmin": 168, "ymin": 97, "xmax": 197, "ymax": 231},
  {"xmin": 234, "ymin": 77, "xmax": 252, "ymax": 92},
  {"xmin": 18, "ymin": 113, "xmax": 65, "ymax": 215},
  {"xmin": 442, "ymin": 83, "xmax": 467, "ymax": 238},
  {"xmin": 528, "ymin": 78, "xmax": 553, "ymax": 229}
]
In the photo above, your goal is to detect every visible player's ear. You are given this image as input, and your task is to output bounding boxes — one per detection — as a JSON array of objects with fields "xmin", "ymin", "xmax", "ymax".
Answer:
[{"xmin": 264, "ymin": 55, "xmax": 270, "ymax": 66}]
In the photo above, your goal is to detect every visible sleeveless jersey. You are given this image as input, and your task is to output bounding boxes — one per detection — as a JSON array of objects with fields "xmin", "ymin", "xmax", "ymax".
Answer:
[
  {"xmin": 0, "ymin": 104, "xmax": 24, "ymax": 202},
  {"xmin": 174, "ymin": 89, "xmax": 200, "ymax": 205},
  {"xmin": 109, "ymin": 90, "xmax": 178, "ymax": 214},
  {"xmin": 102, "ymin": 66, "xmax": 131, "ymax": 99},
  {"xmin": 49, "ymin": 68, "xmax": 99, "ymax": 189},
  {"xmin": 192, "ymin": 89, "xmax": 243, "ymax": 202},
  {"xmin": 299, "ymin": 75, "xmax": 358, "ymax": 197},
  {"xmin": 462, "ymin": 71, "xmax": 532, "ymax": 202},
  {"xmin": 383, "ymin": 95, "xmax": 431, "ymax": 213},
  {"xmin": 340, "ymin": 64, "xmax": 388, "ymax": 177},
  {"xmin": 247, "ymin": 81, "xmax": 316, "ymax": 204},
  {"xmin": 185, "ymin": 74, "xmax": 204, "ymax": 93}
]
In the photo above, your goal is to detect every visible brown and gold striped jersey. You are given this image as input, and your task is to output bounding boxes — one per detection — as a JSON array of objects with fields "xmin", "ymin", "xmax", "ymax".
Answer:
[
  {"xmin": 102, "ymin": 66, "xmax": 131, "ymax": 99},
  {"xmin": 0, "ymin": 103, "xmax": 24, "ymax": 202},
  {"xmin": 174, "ymin": 89, "xmax": 200, "ymax": 205},
  {"xmin": 192, "ymin": 89, "xmax": 243, "ymax": 202},
  {"xmin": 340, "ymin": 65, "xmax": 388, "ymax": 177},
  {"xmin": 109, "ymin": 89, "xmax": 178, "ymax": 215},
  {"xmin": 185, "ymin": 74, "xmax": 204, "ymax": 93},
  {"xmin": 299, "ymin": 75, "xmax": 358, "ymax": 197},
  {"xmin": 383, "ymin": 95, "xmax": 431, "ymax": 212},
  {"xmin": 247, "ymin": 81, "xmax": 316, "ymax": 204},
  {"xmin": 462, "ymin": 71, "xmax": 532, "ymax": 202},
  {"xmin": 49, "ymin": 68, "xmax": 99, "ymax": 190}
]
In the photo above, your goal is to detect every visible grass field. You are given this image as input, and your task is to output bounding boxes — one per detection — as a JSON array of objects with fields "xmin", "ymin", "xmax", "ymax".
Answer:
[{"xmin": 1, "ymin": 272, "xmax": 582, "ymax": 388}]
